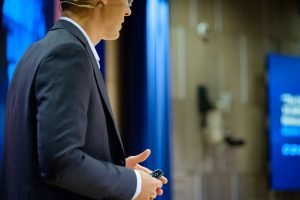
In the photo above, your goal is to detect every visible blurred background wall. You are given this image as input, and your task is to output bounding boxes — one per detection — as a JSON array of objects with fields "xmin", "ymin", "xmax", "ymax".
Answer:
[{"xmin": 169, "ymin": 0, "xmax": 300, "ymax": 199}]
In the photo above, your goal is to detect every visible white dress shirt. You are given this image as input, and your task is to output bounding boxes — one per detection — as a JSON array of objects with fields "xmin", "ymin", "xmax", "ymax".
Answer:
[{"xmin": 59, "ymin": 17, "xmax": 142, "ymax": 200}]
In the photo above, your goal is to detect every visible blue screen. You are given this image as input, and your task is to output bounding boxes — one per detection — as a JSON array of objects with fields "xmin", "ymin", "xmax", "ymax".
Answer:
[{"xmin": 269, "ymin": 54, "xmax": 300, "ymax": 190}]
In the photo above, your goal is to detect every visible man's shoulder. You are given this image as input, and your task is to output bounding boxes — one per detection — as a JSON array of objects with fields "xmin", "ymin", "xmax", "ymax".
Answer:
[{"xmin": 44, "ymin": 28, "xmax": 84, "ymax": 51}]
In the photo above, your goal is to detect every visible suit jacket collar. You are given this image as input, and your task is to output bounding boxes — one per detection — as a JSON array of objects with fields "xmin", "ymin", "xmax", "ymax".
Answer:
[
  {"xmin": 59, "ymin": 17, "xmax": 100, "ymax": 66},
  {"xmin": 50, "ymin": 20, "xmax": 125, "ymax": 154},
  {"xmin": 51, "ymin": 19, "xmax": 89, "ymax": 48}
]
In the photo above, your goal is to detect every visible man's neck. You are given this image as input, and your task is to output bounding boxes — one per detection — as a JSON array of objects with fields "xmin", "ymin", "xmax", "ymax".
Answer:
[{"xmin": 62, "ymin": 11, "xmax": 101, "ymax": 45}]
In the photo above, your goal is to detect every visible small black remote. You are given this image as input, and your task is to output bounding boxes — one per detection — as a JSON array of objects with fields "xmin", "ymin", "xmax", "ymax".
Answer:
[{"xmin": 151, "ymin": 169, "xmax": 163, "ymax": 179}]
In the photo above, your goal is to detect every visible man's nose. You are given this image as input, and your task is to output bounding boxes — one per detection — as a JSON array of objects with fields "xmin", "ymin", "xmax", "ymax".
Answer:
[{"xmin": 125, "ymin": 7, "xmax": 132, "ymax": 16}]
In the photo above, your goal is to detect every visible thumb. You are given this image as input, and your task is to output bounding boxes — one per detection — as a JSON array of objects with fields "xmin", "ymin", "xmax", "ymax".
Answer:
[{"xmin": 131, "ymin": 149, "xmax": 151, "ymax": 163}]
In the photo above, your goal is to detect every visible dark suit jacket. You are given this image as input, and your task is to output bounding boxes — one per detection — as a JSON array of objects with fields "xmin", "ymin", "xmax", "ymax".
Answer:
[{"xmin": 0, "ymin": 20, "xmax": 136, "ymax": 200}]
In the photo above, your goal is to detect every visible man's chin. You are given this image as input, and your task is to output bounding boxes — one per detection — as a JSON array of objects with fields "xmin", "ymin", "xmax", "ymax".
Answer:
[{"xmin": 104, "ymin": 32, "xmax": 120, "ymax": 41}]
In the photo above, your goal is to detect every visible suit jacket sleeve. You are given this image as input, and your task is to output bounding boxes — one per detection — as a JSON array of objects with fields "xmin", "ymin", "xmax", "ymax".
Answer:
[{"xmin": 35, "ymin": 42, "xmax": 136, "ymax": 200}]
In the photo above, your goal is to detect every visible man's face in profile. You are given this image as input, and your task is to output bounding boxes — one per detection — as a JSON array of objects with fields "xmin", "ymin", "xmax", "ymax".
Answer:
[{"xmin": 96, "ymin": 0, "xmax": 132, "ymax": 40}]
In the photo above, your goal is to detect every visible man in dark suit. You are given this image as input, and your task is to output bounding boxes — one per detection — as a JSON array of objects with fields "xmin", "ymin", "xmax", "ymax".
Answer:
[{"xmin": 0, "ymin": 0, "xmax": 167, "ymax": 199}]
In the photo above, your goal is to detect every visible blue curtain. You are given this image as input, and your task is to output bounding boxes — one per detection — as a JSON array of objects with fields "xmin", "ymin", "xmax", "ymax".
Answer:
[
  {"xmin": 0, "ymin": 0, "xmax": 46, "ymax": 165},
  {"xmin": 121, "ymin": 0, "xmax": 172, "ymax": 199},
  {"xmin": 145, "ymin": 0, "xmax": 172, "ymax": 199},
  {"xmin": 0, "ymin": 0, "xmax": 6, "ymax": 167}
]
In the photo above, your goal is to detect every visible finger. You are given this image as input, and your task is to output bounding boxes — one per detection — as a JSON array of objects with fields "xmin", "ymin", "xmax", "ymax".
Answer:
[
  {"xmin": 130, "ymin": 149, "xmax": 151, "ymax": 164},
  {"xmin": 156, "ymin": 179, "xmax": 163, "ymax": 188},
  {"xmin": 137, "ymin": 165, "xmax": 168, "ymax": 183},
  {"xmin": 157, "ymin": 188, "xmax": 164, "ymax": 196},
  {"xmin": 136, "ymin": 164, "xmax": 152, "ymax": 174},
  {"xmin": 160, "ymin": 176, "xmax": 168, "ymax": 184}
]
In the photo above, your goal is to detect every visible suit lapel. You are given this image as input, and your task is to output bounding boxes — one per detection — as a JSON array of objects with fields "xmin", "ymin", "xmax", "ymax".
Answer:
[{"xmin": 50, "ymin": 20, "xmax": 125, "ymax": 153}]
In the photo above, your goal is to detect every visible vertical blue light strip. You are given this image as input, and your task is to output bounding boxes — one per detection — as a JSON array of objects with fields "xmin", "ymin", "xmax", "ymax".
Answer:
[
  {"xmin": 1, "ymin": 0, "xmax": 46, "ymax": 165},
  {"xmin": 146, "ymin": 0, "xmax": 172, "ymax": 199}
]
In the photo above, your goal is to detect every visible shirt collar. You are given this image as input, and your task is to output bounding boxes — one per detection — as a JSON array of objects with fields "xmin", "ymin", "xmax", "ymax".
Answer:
[{"xmin": 59, "ymin": 16, "xmax": 100, "ymax": 68}]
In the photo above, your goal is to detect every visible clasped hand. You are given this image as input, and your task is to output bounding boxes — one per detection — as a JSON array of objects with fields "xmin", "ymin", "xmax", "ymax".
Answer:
[{"xmin": 126, "ymin": 149, "xmax": 168, "ymax": 200}]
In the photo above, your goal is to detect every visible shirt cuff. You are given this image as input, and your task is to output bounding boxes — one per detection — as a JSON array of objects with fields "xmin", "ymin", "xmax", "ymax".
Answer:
[{"xmin": 132, "ymin": 170, "xmax": 142, "ymax": 200}]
